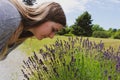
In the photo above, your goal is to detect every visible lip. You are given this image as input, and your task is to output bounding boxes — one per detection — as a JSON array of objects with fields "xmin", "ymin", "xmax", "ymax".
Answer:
[
  {"xmin": 38, "ymin": 37, "xmax": 42, "ymax": 40},
  {"xmin": 44, "ymin": 36, "xmax": 47, "ymax": 38}
]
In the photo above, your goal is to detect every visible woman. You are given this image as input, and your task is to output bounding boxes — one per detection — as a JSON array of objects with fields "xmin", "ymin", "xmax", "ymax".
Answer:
[{"xmin": 0, "ymin": 0, "xmax": 66, "ymax": 60}]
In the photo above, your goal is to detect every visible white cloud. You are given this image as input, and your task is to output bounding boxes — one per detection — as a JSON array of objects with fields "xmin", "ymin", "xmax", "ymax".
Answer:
[{"xmin": 36, "ymin": 0, "xmax": 92, "ymax": 13}]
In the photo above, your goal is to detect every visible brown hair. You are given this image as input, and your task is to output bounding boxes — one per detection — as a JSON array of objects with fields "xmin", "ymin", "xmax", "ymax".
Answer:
[
  {"xmin": 9, "ymin": 0, "xmax": 66, "ymax": 41},
  {"xmin": 0, "ymin": 0, "xmax": 66, "ymax": 60},
  {"xmin": 22, "ymin": 2, "xmax": 66, "ymax": 29}
]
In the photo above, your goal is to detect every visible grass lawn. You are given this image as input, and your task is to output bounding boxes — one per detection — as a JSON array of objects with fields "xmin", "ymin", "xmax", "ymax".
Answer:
[{"xmin": 20, "ymin": 36, "xmax": 120, "ymax": 55}]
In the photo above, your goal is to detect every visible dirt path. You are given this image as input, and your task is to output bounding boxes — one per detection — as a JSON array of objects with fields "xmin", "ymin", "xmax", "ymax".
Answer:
[{"xmin": 0, "ymin": 48, "xmax": 27, "ymax": 80}]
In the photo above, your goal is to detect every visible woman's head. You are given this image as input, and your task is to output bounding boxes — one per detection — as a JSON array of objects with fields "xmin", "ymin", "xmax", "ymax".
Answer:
[
  {"xmin": 9, "ymin": 0, "xmax": 66, "ymax": 29},
  {"xmin": 9, "ymin": 0, "xmax": 66, "ymax": 39}
]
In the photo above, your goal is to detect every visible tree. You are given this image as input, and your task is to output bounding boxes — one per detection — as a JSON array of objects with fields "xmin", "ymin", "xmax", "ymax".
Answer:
[
  {"xmin": 72, "ymin": 11, "xmax": 93, "ymax": 36},
  {"xmin": 71, "ymin": 24, "xmax": 85, "ymax": 36}
]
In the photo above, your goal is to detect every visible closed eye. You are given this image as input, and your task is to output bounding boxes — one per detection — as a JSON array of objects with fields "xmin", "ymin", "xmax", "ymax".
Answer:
[{"xmin": 52, "ymin": 27, "xmax": 58, "ymax": 33}]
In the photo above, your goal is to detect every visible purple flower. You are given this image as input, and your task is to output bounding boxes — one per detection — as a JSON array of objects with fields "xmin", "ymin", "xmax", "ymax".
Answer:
[
  {"xmin": 39, "ymin": 49, "xmax": 43, "ymax": 53},
  {"xmin": 108, "ymin": 75, "xmax": 112, "ymax": 80},
  {"xmin": 104, "ymin": 70, "xmax": 108, "ymax": 76},
  {"xmin": 39, "ymin": 59, "xmax": 44, "ymax": 65},
  {"xmin": 33, "ymin": 52, "xmax": 38, "ymax": 60},
  {"xmin": 43, "ymin": 66, "xmax": 48, "ymax": 73}
]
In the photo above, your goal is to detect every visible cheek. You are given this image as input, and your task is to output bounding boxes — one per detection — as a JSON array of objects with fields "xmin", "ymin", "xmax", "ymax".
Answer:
[{"xmin": 38, "ymin": 27, "xmax": 52, "ymax": 35}]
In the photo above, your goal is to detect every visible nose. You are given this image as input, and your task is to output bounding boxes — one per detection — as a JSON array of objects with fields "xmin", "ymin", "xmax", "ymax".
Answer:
[{"xmin": 49, "ymin": 33, "xmax": 55, "ymax": 39}]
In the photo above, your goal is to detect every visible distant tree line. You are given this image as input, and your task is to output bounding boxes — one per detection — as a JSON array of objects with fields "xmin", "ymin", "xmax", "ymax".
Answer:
[{"xmin": 57, "ymin": 11, "xmax": 120, "ymax": 39}]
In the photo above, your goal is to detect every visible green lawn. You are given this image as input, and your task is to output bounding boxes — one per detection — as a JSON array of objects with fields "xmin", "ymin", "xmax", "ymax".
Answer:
[{"xmin": 20, "ymin": 36, "xmax": 120, "ymax": 55}]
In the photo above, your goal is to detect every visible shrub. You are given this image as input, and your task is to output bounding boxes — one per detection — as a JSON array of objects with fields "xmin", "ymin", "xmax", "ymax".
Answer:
[
  {"xmin": 57, "ymin": 27, "xmax": 70, "ymax": 35},
  {"xmin": 92, "ymin": 31, "xmax": 110, "ymax": 38},
  {"xmin": 113, "ymin": 31, "xmax": 120, "ymax": 39}
]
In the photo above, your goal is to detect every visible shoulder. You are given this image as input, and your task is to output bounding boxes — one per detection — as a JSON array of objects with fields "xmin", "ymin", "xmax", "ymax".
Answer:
[
  {"xmin": 0, "ymin": 0, "xmax": 22, "ymax": 29},
  {"xmin": 0, "ymin": 0, "xmax": 22, "ymax": 38},
  {"xmin": 0, "ymin": 0, "xmax": 22, "ymax": 53}
]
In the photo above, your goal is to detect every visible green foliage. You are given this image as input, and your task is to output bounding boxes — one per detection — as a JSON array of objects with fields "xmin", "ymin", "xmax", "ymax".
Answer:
[
  {"xmin": 92, "ymin": 24, "xmax": 105, "ymax": 32},
  {"xmin": 71, "ymin": 25, "xmax": 85, "ymax": 36},
  {"xmin": 107, "ymin": 28, "xmax": 117, "ymax": 38},
  {"xmin": 108, "ymin": 28, "xmax": 117, "ymax": 32},
  {"xmin": 113, "ymin": 31, "xmax": 120, "ymax": 39},
  {"xmin": 72, "ymin": 11, "xmax": 93, "ymax": 36},
  {"xmin": 57, "ymin": 26, "xmax": 70, "ymax": 35},
  {"xmin": 92, "ymin": 31, "xmax": 110, "ymax": 38}
]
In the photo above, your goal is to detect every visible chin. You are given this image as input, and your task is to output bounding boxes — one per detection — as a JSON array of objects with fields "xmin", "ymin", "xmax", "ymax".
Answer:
[
  {"xmin": 39, "ymin": 38, "xmax": 43, "ymax": 40},
  {"xmin": 38, "ymin": 38, "xmax": 42, "ymax": 40}
]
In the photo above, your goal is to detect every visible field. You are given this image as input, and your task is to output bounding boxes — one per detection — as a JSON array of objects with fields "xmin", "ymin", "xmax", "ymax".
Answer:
[
  {"xmin": 20, "ymin": 36, "xmax": 120, "ymax": 80},
  {"xmin": 20, "ymin": 36, "xmax": 120, "ymax": 54}
]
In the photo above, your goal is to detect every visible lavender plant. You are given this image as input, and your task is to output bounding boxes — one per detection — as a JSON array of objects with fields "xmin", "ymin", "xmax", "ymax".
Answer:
[{"xmin": 21, "ymin": 37, "xmax": 120, "ymax": 80}]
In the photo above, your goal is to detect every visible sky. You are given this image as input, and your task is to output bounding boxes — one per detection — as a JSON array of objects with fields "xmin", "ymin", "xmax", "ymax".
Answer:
[{"xmin": 35, "ymin": 0, "xmax": 120, "ymax": 30}]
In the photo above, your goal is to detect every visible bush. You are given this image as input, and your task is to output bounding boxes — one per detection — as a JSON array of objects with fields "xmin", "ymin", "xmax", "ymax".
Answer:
[
  {"xmin": 113, "ymin": 31, "xmax": 120, "ymax": 39},
  {"xmin": 92, "ymin": 31, "xmax": 110, "ymax": 38},
  {"xmin": 57, "ymin": 27, "xmax": 70, "ymax": 35}
]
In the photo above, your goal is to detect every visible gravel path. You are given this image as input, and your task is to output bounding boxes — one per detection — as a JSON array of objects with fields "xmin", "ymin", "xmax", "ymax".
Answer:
[{"xmin": 0, "ymin": 48, "xmax": 28, "ymax": 80}]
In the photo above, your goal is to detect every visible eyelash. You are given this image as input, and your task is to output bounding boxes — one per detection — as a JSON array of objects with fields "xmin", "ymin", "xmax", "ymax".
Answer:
[
  {"xmin": 52, "ymin": 27, "xmax": 58, "ymax": 33},
  {"xmin": 52, "ymin": 28, "xmax": 55, "ymax": 32}
]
